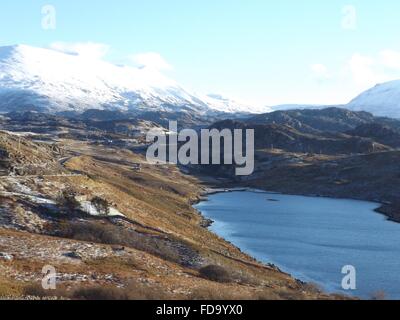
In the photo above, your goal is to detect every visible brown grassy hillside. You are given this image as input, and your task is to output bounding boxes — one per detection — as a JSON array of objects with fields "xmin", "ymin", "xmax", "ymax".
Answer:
[{"xmin": 0, "ymin": 136, "xmax": 342, "ymax": 300}]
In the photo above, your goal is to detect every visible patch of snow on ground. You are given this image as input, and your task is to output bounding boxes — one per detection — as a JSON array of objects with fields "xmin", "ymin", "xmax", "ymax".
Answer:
[
  {"xmin": 80, "ymin": 201, "xmax": 125, "ymax": 217},
  {"xmin": 0, "ymin": 177, "xmax": 55, "ymax": 205}
]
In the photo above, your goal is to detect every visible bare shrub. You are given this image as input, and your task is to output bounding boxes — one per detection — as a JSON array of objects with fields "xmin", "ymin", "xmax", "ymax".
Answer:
[
  {"xmin": 56, "ymin": 189, "xmax": 80, "ymax": 214},
  {"xmin": 71, "ymin": 286, "xmax": 129, "ymax": 300},
  {"xmin": 91, "ymin": 197, "xmax": 110, "ymax": 216},
  {"xmin": 56, "ymin": 220, "xmax": 182, "ymax": 264},
  {"xmin": 23, "ymin": 283, "xmax": 68, "ymax": 299},
  {"xmin": 71, "ymin": 282, "xmax": 167, "ymax": 300},
  {"xmin": 57, "ymin": 221, "xmax": 118, "ymax": 244},
  {"xmin": 199, "ymin": 265, "xmax": 232, "ymax": 283},
  {"xmin": 23, "ymin": 281, "xmax": 167, "ymax": 300},
  {"xmin": 23, "ymin": 283, "xmax": 54, "ymax": 298}
]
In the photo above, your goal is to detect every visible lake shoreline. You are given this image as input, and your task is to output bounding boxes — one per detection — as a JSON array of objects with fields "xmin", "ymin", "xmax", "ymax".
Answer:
[
  {"xmin": 194, "ymin": 189, "xmax": 399, "ymax": 299},
  {"xmin": 193, "ymin": 188, "xmax": 295, "ymax": 279},
  {"xmin": 196, "ymin": 186, "xmax": 386, "ymax": 236},
  {"xmin": 194, "ymin": 187, "xmax": 272, "ymax": 228},
  {"xmin": 196, "ymin": 180, "xmax": 395, "ymax": 224}
]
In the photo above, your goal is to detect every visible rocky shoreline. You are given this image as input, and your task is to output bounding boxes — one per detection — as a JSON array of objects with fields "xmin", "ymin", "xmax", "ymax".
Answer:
[{"xmin": 376, "ymin": 204, "xmax": 400, "ymax": 223}]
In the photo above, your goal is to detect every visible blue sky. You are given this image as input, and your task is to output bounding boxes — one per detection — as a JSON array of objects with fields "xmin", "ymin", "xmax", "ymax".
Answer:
[{"xmin": 1, "ymin": 0, "xmax": 400, "ymax": 106}]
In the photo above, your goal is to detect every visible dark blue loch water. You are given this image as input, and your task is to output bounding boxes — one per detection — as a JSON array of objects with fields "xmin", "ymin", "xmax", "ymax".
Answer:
[{"xmin": 194, "ymin": 190, "xmax": 400, "ymax": 299}]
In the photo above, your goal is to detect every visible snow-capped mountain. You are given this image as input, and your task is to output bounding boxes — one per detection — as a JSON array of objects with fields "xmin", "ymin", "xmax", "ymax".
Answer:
[
  {"xmin": 203, "ymin": 94, "xmax": 268, "ymax": 114},
  {"xmin": 0, "ymin": 44, "xmax": 264, "ymax": 116},
  {"xmin": 347, "ymin": 80, "xmax": 400, "ymax": 118},
  {"xmin": 267, "ymin": 81, "xmax": 400, "ymax": 119}
]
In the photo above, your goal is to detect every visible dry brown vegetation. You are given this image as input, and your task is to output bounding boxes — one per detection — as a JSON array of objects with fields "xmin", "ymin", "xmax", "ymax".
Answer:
[
  {"xmin": 0, "ymin": 138, "xmax": 345, "ymax": 300},
  {"xmin": 199, "ymin": 265, "xmax": 233, "ymax": 283},
  {"xmin": 54, "ymin": 219, "xmax": 184, "ymax": 264},
  {"xmin": 23, "ymin": 281, "xmax": 168, "ymax": 300},
  {"xmin": 0, "ymin": 278, "xmax": 24, "ymax": 298}
]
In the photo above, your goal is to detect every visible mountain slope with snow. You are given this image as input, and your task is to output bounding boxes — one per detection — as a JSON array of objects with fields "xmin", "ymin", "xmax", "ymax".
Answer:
[
  {"xmin": 0, "ymin": 45, "xmax": 264, "ymax": 115},
  {"xmin": 347, "ymin": 80, "xmax": 400, "ymax": 118}
]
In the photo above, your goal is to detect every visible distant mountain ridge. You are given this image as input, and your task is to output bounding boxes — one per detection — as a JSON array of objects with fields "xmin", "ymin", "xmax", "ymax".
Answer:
[
  {"xmin": 0, "ymin": 44, "xmax": 267, "ymax": 116},
  {"xmin": 247, "ymin": 107, "xmax": 400, "ymax": 134},
  {"xmin": 2, "ymin": 45, "xmax": 400, "ymax": 120},
  {"xmin": 268, "ymin": 81, "xmax": 400, "ymax": 119},
  {"xmin": 210, "ymin": 118, "xmax": 390, "ymax": 155}
]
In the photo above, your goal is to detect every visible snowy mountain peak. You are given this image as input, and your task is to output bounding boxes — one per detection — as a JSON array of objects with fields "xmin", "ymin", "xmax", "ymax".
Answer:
[
  {"xmin": 204, "ymin": 93, "xmax": 269, "ymax": 114},
  {"xmin": 0, "ymin": 44, "xmax": 264, "ymax": 116},
  {"xmin": 347, "ymin": 80, "xmax": 400, "ymax": 118}
]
